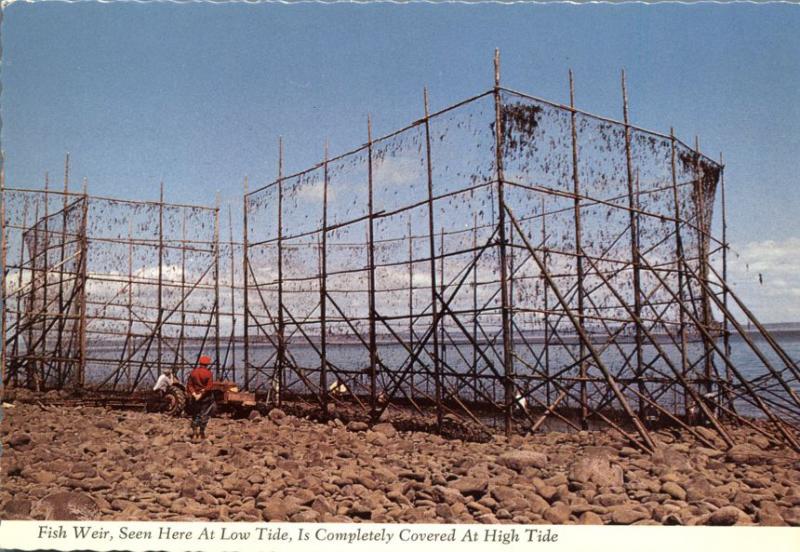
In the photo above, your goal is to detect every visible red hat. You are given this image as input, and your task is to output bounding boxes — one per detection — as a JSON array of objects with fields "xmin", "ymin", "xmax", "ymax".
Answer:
[{"xmin": 198, "ymin": 355, "xmax": 212, "ymax": 366}]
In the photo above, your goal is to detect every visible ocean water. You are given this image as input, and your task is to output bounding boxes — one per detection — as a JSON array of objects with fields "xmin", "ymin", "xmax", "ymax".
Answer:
[{"xmin": 81, "ymin": 330, "xmax": 800, "ymax": 425}]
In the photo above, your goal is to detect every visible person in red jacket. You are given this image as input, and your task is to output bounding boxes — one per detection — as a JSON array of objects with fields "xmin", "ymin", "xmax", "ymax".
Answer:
[{"xmin": 187, "ymin": 355, "xmax": 216, "ymax": 442}]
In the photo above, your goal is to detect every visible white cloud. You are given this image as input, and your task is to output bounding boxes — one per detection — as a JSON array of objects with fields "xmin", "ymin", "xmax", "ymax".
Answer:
[
  {"xmin": 726, "ymin": 237, "xmax": 800, "ymax": 323},
  {"xmin": 373, "ymin": 155, "xmax": 423, "ymax": 187}
]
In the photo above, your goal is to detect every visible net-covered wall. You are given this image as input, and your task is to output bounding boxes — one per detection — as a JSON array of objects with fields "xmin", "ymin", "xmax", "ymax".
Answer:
[
  {"xmin": 244, "ymin": 82, "xmax": 800, "ymax": 451},
  {"xmin": 3, "ymin": 70, "xmax": 798, "ymax": 451},
  {"xmin": 2, "ymin": 186, "xmax": 241, "ymax": 391}
]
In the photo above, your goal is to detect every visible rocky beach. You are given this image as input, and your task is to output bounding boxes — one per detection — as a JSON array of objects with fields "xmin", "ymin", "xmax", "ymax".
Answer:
[{"xmin": 2, "ymin": 401, "xmax": 799, "ymax": 526}]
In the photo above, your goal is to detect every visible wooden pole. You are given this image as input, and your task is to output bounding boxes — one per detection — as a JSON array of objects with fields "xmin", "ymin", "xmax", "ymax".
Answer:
[
  {"xmin": 213, "ymin": 193, "xmax": 221, "ymax": 378},
  {"xmin": 242, "ymin": 177, "xmax": 250, "ymax": 390},
  {"xmin": 569, "ymin": 70, "xmax": 589, "ymax": 429},
  {"xmin": 320, "ymin": 144, "xmax": 329, "ymax": 414},
  {"xmin": 694, "ymin": 137, "xmax": 714, "ymax": 397},
  {"xmin": 669, "ymin": 129, "xmax": 690, "ymax": 417},
  {"xmin": 228, "ymin": 203, "xmax": 236, "ymax": 381},
  {"xmin": 277, "ymin": 138, "xmax": 285, "ymax": 406},
  {"xmin": 720, "ymin": 154, "xmax": 733, "ymax": 413},
  {"xmin": 157, "ymin": 183, "xmax": 164, "ymax": 378},
  {"xmin": 423, "ymin": 87, "xmax": 443, "ymax": 432},
  {"xmin": 366, "ymin": 116, "xmax": 379, "ymax": 419},
  {"xmin": 493, "ymin": 49, "xmax": 515, "ymax": 437},
  {"xmin": 77, "ymin": 179, "xmax": 89, "ymax": 388},
  {"xmin": 621, "ymin": 70, "xmax": 646, "ymax": 416},
  {"xmin": 0, "ymin": 168, "xmax": 7, "ymax": 386}
]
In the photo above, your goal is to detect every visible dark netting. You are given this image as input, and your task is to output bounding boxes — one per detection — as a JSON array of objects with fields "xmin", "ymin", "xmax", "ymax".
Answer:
[
  {"xmin": 239, "ymin": 83, "xmax": 794, "ymax": 444},
  {"xmin": 5, "ymin": 78, "xmax": 798, "ymax": 449},
  {"xmin": 3, "ymin": 187, "xmax": 224, "ymax": 391}
]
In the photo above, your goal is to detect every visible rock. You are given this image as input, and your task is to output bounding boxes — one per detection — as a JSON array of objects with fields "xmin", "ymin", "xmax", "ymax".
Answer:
[
  {"xmin": 490, "ymin": 486, "xmax": 523, "ymax": 504},
  {"xmin": 579, "ymin": 511, "xmax": 603, "ymax": 525},
  {"xmin": 652, "ymin": 447, "xmax": 693, "ymax": 471},
  {"xmin": 750, "ymin": 434, "xmax": 770, "ymax": 450},
  {"xmin": 268, "ymin": 409, "xmax": 286, "ymax": 422},
  {"xmin": 347, "ymin": 502, "xmax": 373, "ymax": 519},
  {"xmin": 347, "ymin": 421, "xmax": 369, "ymax": 432},
  {"xmin": 610, "ymin": 505, "xmax": 649, "ymax": 525},
  {"xmin": 726, "ymin": 445, "xmax": 771, "ymax": 466},
  {"xmin": 685, "ymin": 477, "xmax": 714, "ymax": 502},
  {"xmin": 31, "ymin": 470, "xmax": 57, "ymax": 485},
  {"xmin": 372, "ymin": 423, "xmax": 397, "ymax": 438},
  {"xmin": 248, "ymin": 410, "xmax": 262, "ymax": 421},
  {"xmin": 527, "ymin": 494, "xmax": 550, "ymax": 515},
  {"xmin": 33, "ymin": 492, "xmax": 99, "ymax": 520},
  {"xmin": 497, "ymin": 450, "xmax": 548, "ymax": 471},
  {"xmin": 2, "ymin": 498, "xmax": 32, "ymax": 519},
  {"xmin": 783, "ymin": 507, "xmax": 800, "ymax": 526},
  {"xmin": 476, "ymin": 513, "xmax": 500, "ymax": 524},
  {"xmin": 694, "ymin": 447, "xmax": 724, "ymax": 458},
  {"xmin": 709, "ymin": 506, "xmax": 749, "ymax": 526},
  {"xmin": 568, "ymin": 456, "xmax": 623, "ymax": 487},
  {"xmin": 544, "ymin": 503, "xmax": 571, "ymax": 524},
  {"xmin": 78, "ymin": 477, "xmax": 111, "ymax": 491},
  {"xmin": 95, "ymin": 420, "xmax": 115, "ymax": 430},
  {"xmin": 262, "ymin": 498, "xmax": 288, "ymax": 521},
  {"xmin": 311, "ymin": 497, "xmax": 335, "ymax": 515},
  {"xmin": 432, "ymin": 485, "xmax": 465, "ymax": 505},
  {"xmin": 663, "ymin": 513, "xmax": 683, "ymax": 525},
  {"xmin": 449, "ymin": 477, "xmax": 488, "ymax": 498},
  {"xmin": 365, "ymin": 431, "xmax": 389, "ymax": 446},
  {"xmin": 8, "ymin": 432, "xmax": 32, "ymax": 449},
  {"xmin": 435, "ymin": 503, "xmax": 454, "ymax": 520},
  {"xmin": 756, "ymin": 502, "xmax": 786, "ymax": 527},
  {"xmin": 291, "ymin": 510, "xmax": 319, "ymax": 522},
  {"xmin": 661, "ymin": 482, "xmax": 687, "ymax": 501}
]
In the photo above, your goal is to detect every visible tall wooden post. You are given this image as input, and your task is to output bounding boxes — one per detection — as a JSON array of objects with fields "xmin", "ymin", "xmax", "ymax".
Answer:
[
  {"xmin": 407, "ymin": 218, "xmax": 415, "ymax": 398},
  {"xmin": 669, "ymin": 129, "xmax": 690, "ymax": 417},
  {"xmin": 157, "ymin": 183, "xmax": 164, "ymax": 378},
  {"xmin": 77, "ymin": 180, "xmax": 89, "ymax": 388},
  {"xmin": 542, "ymin": 197, "xmax": 551, "ymax": 405},
  {"xmin": 213, "ymin": 193, "xmax": 221, "ymax": 379},
  {"xmin": 569, "ymin": 70, "xmax": 588, "ymax": 428},
  {"xmin": 320, "ymin": 145, "xmax": 330, "ymax": 414},
  {"xmin": 277, "ymin": 139, "xmax": 286, "ymax": 406},
  {"xmin": 179, "ymin": 212, "xmax": 186, "ymax": 379},
  {"xmin": 621, "ymin": 71, "xmax": 646, "ymax": 416},
  {"xmin": 720, "ymin": 155, "xmax": 732, "ymax": 413},
  {"xmin": 228, "ymin": 204, "xmax": 236, "ymax": 381},
  {"xmin": 694, "ymin": 137, "xmax": 714, "ymax": 397},
  {"xmin": 423, "ymin": 88, "xmax": 444, "ymax": 431},
  {"xmin": 0, "ymin": 169, "xmax": 7, "ymax": 386},
  {"xmin": 242, "ymin": 177, "xmax": 250, "ymax": 390},
  {"xmin": 366, "ymin": 118, "xmax": 379, "ymax": 418},
  {"xmin": 472, "ymin": 213, "xmax": 479, "ymax": 404},
  {"xmin": 40, "ymin": 174, "xmax": 50, "ymax": 387},
  {"xmin": 128, "ymin": 221, "xmax": 135, "ymax": 388},
  {"xmin": 492, "ymin": 49, "xmax": 515, "ymax": 437},
  {"xmin": 54, "ymin": 154, "xmax": 70, "ymax": 385},
  {"xmin": 28, "ymin": 202, "xmax": 40, "ymax": 389}
]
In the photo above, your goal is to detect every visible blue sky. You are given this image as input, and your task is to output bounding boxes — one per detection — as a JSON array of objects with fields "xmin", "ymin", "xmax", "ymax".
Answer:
[{"xmin": 2, "ymin": 3, "xmax": 799, "ymax": 321}]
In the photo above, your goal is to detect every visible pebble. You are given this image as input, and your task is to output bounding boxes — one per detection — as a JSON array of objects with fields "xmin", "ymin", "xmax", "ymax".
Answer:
[{"xmin": 0, "ymin": 401, "xmax": 797, "ymax": 526}]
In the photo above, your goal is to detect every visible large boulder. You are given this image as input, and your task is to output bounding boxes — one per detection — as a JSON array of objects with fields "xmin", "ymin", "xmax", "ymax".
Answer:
[
  {"xmin": 652, "ymin": 446, "xmax": 693, "ymax": 471},
  {"xmin": 568, "ymin": 454, "xmax": 623, "ymax": 488},
  {"xmin": 2, "ymin": 498, "xmax": 32, "ymax": 520},
  {"xmin": 708, "ymin": 506, "xmax": 750, "ymax": 526},
  {"xmin": 449, "ymin": 477, "xmax": 488, "ymax": 498},
  {"xmin": 726, "ymin": 445, "xmax": 772, "ymax": 466},
  {"xmin": 32, "ymin": 492, "xmax": 99, "ymax": 520},
  {"xmin": 497, "ymin": 451, "xmax": 548, "ymax": 471}
]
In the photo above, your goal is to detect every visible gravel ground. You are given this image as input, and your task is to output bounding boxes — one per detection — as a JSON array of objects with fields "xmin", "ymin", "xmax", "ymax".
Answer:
[{"xmin": 2, "ymin": 401, "xmax": 799, "ymax": 525}]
